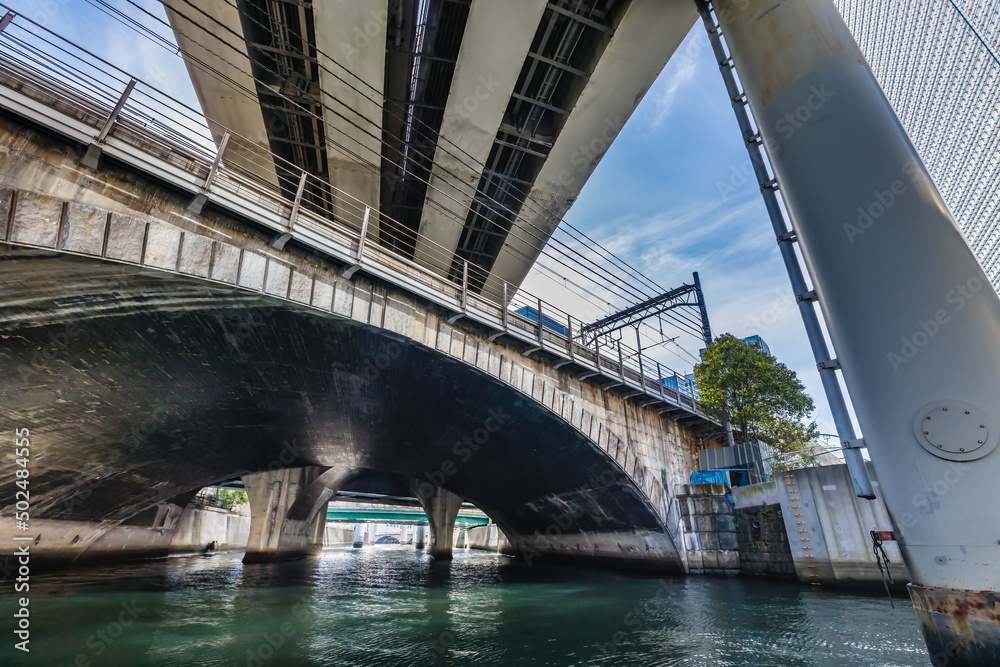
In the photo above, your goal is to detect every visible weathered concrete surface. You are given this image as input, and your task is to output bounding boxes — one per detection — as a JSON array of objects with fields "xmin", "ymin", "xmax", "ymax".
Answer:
[
  {"xmin": 734, "ymin": 502, "xmax": 795, "ymax": 580},
  {"xmin": 414, "ymin": 485, "xmax": 463, "ymax": 560},
  {"xmin": 467, "ymin": 523, "xmax": 500, "ymax": 551},
  {"xmin": 0, "ymin": 113, "xmax": 709, "ymax": 572},
  {"xmin": 734, "ymin": 464, "xmax": 908, "ymax": 589},
  {"xmin": 242, "ymin": 467, "xmax": 328, "ymax": 563}
]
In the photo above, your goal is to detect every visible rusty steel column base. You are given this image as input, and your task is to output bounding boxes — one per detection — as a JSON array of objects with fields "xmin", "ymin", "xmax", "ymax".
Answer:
[{"xmin": 909, "ymin": 583, "xmax": 1000, "ymax": 666}]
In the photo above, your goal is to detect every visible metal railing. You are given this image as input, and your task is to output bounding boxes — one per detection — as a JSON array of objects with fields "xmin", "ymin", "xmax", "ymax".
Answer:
[{"xmin": 0, "ymin": 10, "xmax": 707, "ymax": 421}]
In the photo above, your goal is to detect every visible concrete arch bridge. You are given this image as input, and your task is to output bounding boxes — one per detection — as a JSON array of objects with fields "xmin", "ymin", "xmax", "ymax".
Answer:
[{"xmin": 0, "ymin": 94, "xmax": 715, "ymax": 570}]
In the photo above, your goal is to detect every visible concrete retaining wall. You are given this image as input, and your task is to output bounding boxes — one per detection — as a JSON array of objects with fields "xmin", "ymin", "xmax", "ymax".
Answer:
[
  {"xmin": 733, "ymin": 463, "xmax": 908, "ymax": 588},
  {"xmin": 467, "ymin": 524, "xmax": 500, "ymax": 551}
]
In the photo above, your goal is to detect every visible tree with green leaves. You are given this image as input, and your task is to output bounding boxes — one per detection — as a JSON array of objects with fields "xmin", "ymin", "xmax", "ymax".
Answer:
[
  {"xmin": 693, "ymin": 333, "xmax": 818, "ymax": 456},
  {"xmin": 216, "ymin": 488, "xmax": 249, "ymax": 513}
]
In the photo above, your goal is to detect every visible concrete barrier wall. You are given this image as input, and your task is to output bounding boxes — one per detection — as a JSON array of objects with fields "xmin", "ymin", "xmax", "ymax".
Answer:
[
  {"xmin": 467, "ymin": 524, "xmax": 500, "ymax": 551},
  {"xmin": 172, "ymin": 505, "xmax": 250, "ymax": 550},
  {"xmin": 323, "ymin": 525, "xmax": 355, "ymax": 546}
]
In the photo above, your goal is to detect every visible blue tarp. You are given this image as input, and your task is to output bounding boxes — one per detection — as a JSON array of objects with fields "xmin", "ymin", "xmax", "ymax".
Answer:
[
  {"xmin": 690, "ymin": 469, "xmax": 735, "ymax": 504},
  {"xmin": 690, "ymin": 469, "xmax": 728, "ymax": 486}
]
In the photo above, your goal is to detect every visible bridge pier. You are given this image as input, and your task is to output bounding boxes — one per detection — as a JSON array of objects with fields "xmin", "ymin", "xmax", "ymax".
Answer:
[
  {"xmin": 242, "ymin": 467, "xmax": 330, "ymax": 564},
  {"xmin": 414, "ymin": 526, "xmax": 426, "ymax": 550},
  {"xmin": 415, "ymin": 486, "xmax": 464, "ymax": 560},
  {"xmin": 353, "ymin": 524, "xmax": 365, "ymax": 548},
  {"xmin": 714, "ymin": 0, "xmax": 1000, "ymax": 662}
]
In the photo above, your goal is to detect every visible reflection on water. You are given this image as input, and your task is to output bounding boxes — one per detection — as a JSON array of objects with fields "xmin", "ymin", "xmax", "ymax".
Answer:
[{"xmin": 1, "ymin": 546, "xmax": 927, "ymax": 666}]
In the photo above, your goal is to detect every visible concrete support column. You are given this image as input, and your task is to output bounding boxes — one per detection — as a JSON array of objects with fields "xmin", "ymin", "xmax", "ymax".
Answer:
[
  {"xmin": 399, "ymin": 525, "xmax": 409, "ymax": 545},
  {"xmin": 716, "ymin": 1, "xmax": 1000, "ymax": 663},
  {"xmin": 353, "ymin": 523, "xmax": 364, "ymax": 548},
  {"xmin": 416, "ymin": 486, "xmax": 464, "ymax": 560},
  {"xmin": 414, "ymin": 526, "xmax": 426, "ymax": 550},
  {"xmin": 241, "ymin": 466, "xmax": 327, "ymax": 563}
]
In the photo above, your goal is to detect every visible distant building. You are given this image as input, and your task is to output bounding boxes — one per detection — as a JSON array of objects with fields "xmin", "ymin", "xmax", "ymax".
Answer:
[
  {"xmin": 699, "ymin": 335, "xmax": 771, "ymax": 359},
  {"xmin": 741, "ymin": 335, "xmax": 770, "ymax": 355}
]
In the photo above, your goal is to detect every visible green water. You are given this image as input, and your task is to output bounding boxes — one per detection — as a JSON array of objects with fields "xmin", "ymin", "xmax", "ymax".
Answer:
[{"xmin": 1, "ymin": 546, "xmax": 928, "ymax": 666}]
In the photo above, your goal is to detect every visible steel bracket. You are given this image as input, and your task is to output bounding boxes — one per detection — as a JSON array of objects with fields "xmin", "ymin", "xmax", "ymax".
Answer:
[
  {"xmin": 796, "ymin": 289, "xmax": 818, "ymax": 303},
  {"xmin": 842, "ymin": 437, "xmax": 866, "ymax": 449}
]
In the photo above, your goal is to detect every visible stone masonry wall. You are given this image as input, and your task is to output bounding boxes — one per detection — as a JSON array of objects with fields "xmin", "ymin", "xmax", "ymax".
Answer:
[
  {"xmin": 676, "ymin": 483, "xmax": 740, "ymax": 575},
  {"xmin": 735, "ymin": 502, "xmax": 795, "ymax": 580}
]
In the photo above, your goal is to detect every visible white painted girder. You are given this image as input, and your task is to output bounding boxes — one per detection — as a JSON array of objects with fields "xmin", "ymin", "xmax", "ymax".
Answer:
[
  {"xmin": 163, "ymin": 0, "xmax": 277, "ymax": 187},
  {"xmin": 314, "ymin": 0, "xmax": 388, "ymax": 234},
  {"xmin": 413, "ymin": 0, "xmax": 550, "ymax": 277}
]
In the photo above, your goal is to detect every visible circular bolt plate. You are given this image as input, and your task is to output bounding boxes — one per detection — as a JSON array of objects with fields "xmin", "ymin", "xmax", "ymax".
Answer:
[{"xmin": 913, "ymin": 400, "xmax": 998, "ymax": 462}]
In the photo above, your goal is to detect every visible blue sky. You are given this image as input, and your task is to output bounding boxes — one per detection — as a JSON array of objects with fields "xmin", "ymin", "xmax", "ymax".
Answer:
[{"xmin": 2, "ymin": 0, "xmax": 853, "ymax": 437}]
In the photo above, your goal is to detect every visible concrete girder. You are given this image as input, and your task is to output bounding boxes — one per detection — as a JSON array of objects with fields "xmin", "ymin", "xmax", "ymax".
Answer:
[
  {"xmin": 413, "ymin": 0, "xmax": 549, "ymax": 277},
  {"xmin": 162, "ymin": 1, "xmax": 278, "ymax": 188},
  {"xmin": 314, "ymin": 0, "xmax": 388, "ymax": 237},
  {"xmin": 486, "ymin": 0, "xmax": 698, "ymax": 294}
]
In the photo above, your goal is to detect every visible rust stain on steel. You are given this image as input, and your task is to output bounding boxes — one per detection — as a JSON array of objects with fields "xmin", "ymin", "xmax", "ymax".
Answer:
[
  {"xmin": 715, "ymin": 0, "xmax": 868, "ymax": 108},
  {"xmin": 909, "ymin": 583, "xmax": 1000, "ymax": 666}
]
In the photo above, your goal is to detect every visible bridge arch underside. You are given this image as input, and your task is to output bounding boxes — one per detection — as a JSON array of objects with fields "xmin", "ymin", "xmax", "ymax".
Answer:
[{"xmin": 0, "ymin": 254, "xmax": 682, "ymax": 572}]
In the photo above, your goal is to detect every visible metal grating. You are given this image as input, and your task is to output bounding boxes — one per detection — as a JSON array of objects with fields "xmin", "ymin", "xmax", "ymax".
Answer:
[{"xmin": 836, "ymin": 0, "xmax": 1000, "ymax": 290}]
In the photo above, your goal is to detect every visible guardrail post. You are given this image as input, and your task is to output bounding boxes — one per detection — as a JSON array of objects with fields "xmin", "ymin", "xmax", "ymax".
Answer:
[
  {"xmin": 536, "ymin": 297, "xmax": 543, "ymax": 342},
  {"xmin": 271, "ymin": 169, "xmax": 309, "ymax": 250},
  {"xmin": 341, "ymin": 206, "xmax": 370, "ymax": 280},
  {"xmin": 502, "ymin": 282, "xmax": 509, "ymax": 330},
  {"xmin": 461, "ymin": 259, "xmax": 469, "ymax": 312},
  {"xmin": 187, "ymin": 130, "xmax": 231, "ymax": 214},
  {"xmin": 567, "ymin": 316, "xmax": 574, "ymax": 358},
  {"xmin": 80, "ymin": 78, "xmax": 137, "ymax": 170},
  {"xmin": 0, "ymin": 12, "xmax": 15, "ymax": 34},
  {"xmin": 635, "ymin": 327, "xmax": 644, "ymax": 386},
  {"xmin": 356, "ymin": 206, "xmax": 371, "ymax": 261}
]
